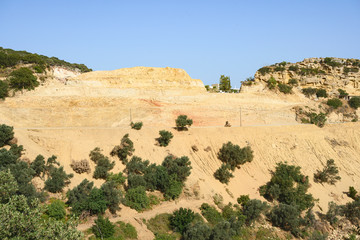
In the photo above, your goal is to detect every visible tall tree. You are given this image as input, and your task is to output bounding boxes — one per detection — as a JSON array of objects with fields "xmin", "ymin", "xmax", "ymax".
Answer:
[{"xmin": 219, "ymin": 75, "xmax": 231, "ymax": 92}]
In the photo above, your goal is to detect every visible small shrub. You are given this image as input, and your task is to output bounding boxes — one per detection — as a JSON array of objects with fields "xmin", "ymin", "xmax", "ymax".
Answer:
[
  {"xmin": 175, "ymin": 115, "xmax": 193, "ymax": 131},
  {"xmin": 242, "ymin": 199, "xmax": 269, "ymax": 225},
  {"xmin": 302, "ymin": 87, "xmax": 317, "ymax": 97},
  {"xmin": 316, "ymin": 89, "xmax": 328, "ymax": 98},
  {"xmin": 325, "ymin": 201, "xmax": 341, "ymax": 225},
  {"xmin": 92, "ymin": 215, "xmax": 115, "ymax": 239},
  {"xmin": 8, "ymin": 67, "xmax": 39, "ymax": 91},
  {"xmin": 131, "ymin": 121, "xmax": 143, "ymax": 130},
  {"xmin": 88, "ymin": 187, "xmax": 108, "ymax": 215},
  {"xmin": 349, "ymin": 97, "xmax": 360, "ymax": 109},
  {"xmin": 110, "ymin": 134, "xmax": 135, "ymax": 164},
  {"xmin": 70, "ymin": 159, "xmax": 91, "ymax": 174},
  {"xmin": 162, "ymin": 155, "xmax": 192, "ymax": 183},
  {"xmin": 44, "ymin": 166, "xmax": 73, "ymax": 193},
  {"xmin": 155, "ymin": 233, "xmax": 177, "ymax": 240},
  {"xmin": 288, "ymin": 78, "xmax": 298, "ymax": 86},
  {"xmin": 217, "ymin": 142, "xmax": 253, "ymax": 171},
  {"xmin": 267, "ymin": 77, "xmax": 277, "ymax": 90},
  {"xmin": 268, "ymin": 203, "xmax": 301, "ymax": 236},
  {"xmin": 0, "ymin": 124, "xmax": 14, "ymax": 147},
  {"xmin": 274, "ymin": 66, "xmax": 285, "ymax": 72},
  {"xmin": 0, "ymin": 81, "xmax": 9, "ymax": 100},
  {"xmin": 107, "ymin": 172, "xmax": 126, "ymax": 189},
  {"xmin": 183, "ymin": 222, "xmax": 211, "ymax": 240},
  {"xmin": 288, "ymin": 66, "xmax": 299, "ymax": 72},
  {"xmin": 100, "ymin": 181, "xmax": 121, "ymax": 214},
  {"xmin": 313, "ymin": 159, "xmax": 341, "ymax": 184},
  {"xmin": 214, "ymin": 164, "xmax": 233, "ymax": 184},
  {"xmin": 66, "ymin": 179, "xmax": 94, "ymax": 215},
  {"xmin": 47, "ymin": 199, "xmax": 66, "ymax": 220},
  {"xmin": 125, "ymin": 186, "xmax": 150, "ymax": 211},
  {"xmin": 327, "ymin": 98, "xmax": 342, "ymax": 109},
  {"xmin": 92, "ymin": 150, "xmax": 115, "ymax": 180},
  {"xmin": 324, "ymin": 57, "xmax": 342, "ymax": 68},
  {"xmin": 237, "ymin": 195, "xmax": 250, "ymax": 206},
  {"xmin": 348, "ymin": 186, "xmax": 358, "ymax": 200},
  {"xmin": 0, "ymin": 169, "xmax": 18, "ymax": 203},
  {"xmin": 170, "ymin": 208, "xmax": 196, "ymax": 234},
  {"xmin": 278, "ymin": 83, "xmax": 292, "ymax": 94},
  {"xmin": 157, "ymin": 130, "xmax": 173, "ymax": 147},
  {"xmin": 30, "ymin": 155, "xmax": 46, "ymax": 178},
  {"xmin": 116, "ymin": 221, "xmax": 138, "ymax": 239},
  {"xmin": 164, "ymin": 176, "xmax": 183, "ymax": 200},
  {"xmin": 341, "ymin": 198, "xmax": 360, "ymax": 225},
  {"xmin": 258, "ymin": 67, "xmax": 271, "ymax": 76},
  {"xmin": 338, "ymin": 88, "xmax": 348, "ymax": 97},
  {"xmin": 125, "ymin": 156, "xmax": 150, "ymax": 175},
  {"xmin": 308, "ymin": 112, "xmax": 327, "ymax": 128},
  {"xmin": 200, "ymin": 203, "xmax": 223, "ymax": 226}
]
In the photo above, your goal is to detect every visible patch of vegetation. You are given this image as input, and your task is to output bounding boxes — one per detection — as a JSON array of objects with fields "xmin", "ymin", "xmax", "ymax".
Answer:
[
  {"xmin": 302, "ymin": 87, "xmax": 317, "ymax": 97},
  {"xmin": 344, "ymin": 67, "xmax": 359, "ymax": 74},
  {"xmin": 0, "ymin": 124, "xmax": 14, "ymax": 147},
  {"xmin": 157, "ymin": 130, "xmax": 173, "ymax": 147},
  {"xmin": 288, "ymin": 78, "xmax": 298, "ymax": 86},
  {"xmin": 307, "ymin": 112, "xmax": 327, "ymax": 128},
  {"xmin": 214, "ymin": 164, "xmax": 234, "ymax": 184},
  {"xmin": 200, "ymin": 203, "xmax": 223, "ymax": 226},
  {"xmin": 110, "ymin": 134, "xmax": 135, "ymax": 164},
  {"xmin": 327, "ymin": 98, "xmax": 342, "ymax": 109},
  {"xmin": 259, "ymin": 162, "xmax": 315, "ymax": 211},
  {"xmin": 70, "ymin": 159, "xmax": 91, "ymax": 174},
  {"xmin": 316, "ymin": 89, "xmax": 327, "ymax": 98},
  {"xmin": 278, "ymin": 83, "xmax": 292, "ymax": 94},
  {"xmin": 268, "ymin": 203, "xmax": 301, "ymax": 236},
  {"xmin": 89, "ymin": 147, "xmax": 115, "ymax": 180},
  {"xmin": 323, "ymin": 57, "xmax": 342, "ymax": 68},
  {"xmin": 47, "ymin": 199, "xmax": 66, "ymax": 220},
  {"xmin": 274, "ymin": 66, "xmax": 285, "ymax": 72},
  {"xmin": 338, "ymin": 88, "xmax": 348, "ymax": 97},
  {"xmin": 313, "ymin": 159, "xmax": 341, "ymax": 185},
  {"xmin": 176, "ymin": 115, "xmax": 193, "ymax": 131},
  {"xmin": 219, "ymin": 75, "xmax": 231, "ymax": 92},
  {"xmin": 242, "ymin": 199, "xmax": 269, "ymax": 225},
  {"xmin": 217, "ymin": 142, "xmax": 253, "ymax": 171},
  {"xmin": 258, "ymin": 67, "xmax": 271, "ymax": 76},
  {"xmin": 267, "ymin": 77, "xmax": 277, "ymax": 90},
  {"xmin": 0, "ymin": 81, "xmax": 8, "ymax": 99},
  {"xmin": 349, "ymin": 97, "xmax": 360, "ymax": 109},
  {"xmin": 300, "ymin": 68, "xmax": 325, "ymax": 76},
  {"xmin": 170, "ymin": 208, "xmax": 196, "ymax": 234},
  {"xmin": 44, "ymin": 166, "xmax": 73, "ymax": 193},
  {"xmin": 124, "ymin": 186, "xmax": 150, "ymax": 211},
  {"xmin": 288, "ymin": 65, "xmax": 299, "ymax": 72},
  {"xmin": 348, "ymin": 186, "xmax": 358, "ymax": 200},
  {"xmin": 92, "ymin": 215, "xmax": 115, "ymax": 239},
  {"xmin": 7, "ymin": 67, "xmax": 39, "ymax": 92},
  {"xmin": 113, "ymin": 221, "xmax": 138, "ymax": 239},
  {"xmin": 130, "ymin": 121, "xmax": 143, "ymax": 130}
]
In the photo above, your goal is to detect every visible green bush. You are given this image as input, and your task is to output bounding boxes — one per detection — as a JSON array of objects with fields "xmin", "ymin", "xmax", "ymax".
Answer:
[
  {"xmin": 217, "ymin": 142, "xmax": 253, "ymax": 171},
  {"xmin": 127, "ymin": 173, "xmax": 147, "ymax": 189},
  {"xmin": 338, "ymin": 88, "xmax": 348, "ymax": 97},
  {"xmin": 87, "ymin": 188, "xmax": 108, "ymax": 215},
  {"xmin": 323, "ymin": 57, "xmax": 342, "ymax": 68},
  {"xmin": 278, "ymin": 83, "xmax": 292, "ymax": 94},
  {"xmin": 0, "ymin": 169, "xmax": 18, "ymax": 203},
  {"xmin": 316, "ymin": 89, "xmax": 327, "ymax": 98},
  {"xmin": 242, "ymin": 199, "xmax": 269, "ymax": 225},
  {"xmin": 110, "ymin": 134, "xmax": 135, "ymax": 164},
  {"xmin": 175, "ymin": 115, "xmax": 193, "ymax": 131},
  {"xmin": 307, "ymin": 112, "xmax": 327, "ymax": 128},
  {"xmin": 100, "ymin": 181, "xmax": 121, "ymax": 214},
  {"xmin": 325, "ymin": 201, "xmax": 341, "ymax": 225},
  {"xmin": 162, "ymin": 155, "xmax": 192, "ymax": 182},
  {"xmin": 341, "ymin": 198, "xmax": 360, "ymax": 225},
  {"xmin": 0, "ymin": 81, "xmax": 9, "ymax": 100},
  {"xmin": 170, "ymin": 207, "xmax": 196, "ymax": 234},
  {"xmin": 200, "ymin": 203, "xmax": 223, "ymax": 226},
  {"xmin": 258, "ymin": 67, "xmax": 271, "ymax": 76},
  {"xmin": 348, "ymin": 186, "xmax": 358, "ymax": 200},
  {"xmin": 125, "ymin": 156, "xmax": 150, "ymax": 175},
  {"xmin": 237, "ymin": 195, "xmax": 250, "ymax": 206},
  {"xmin": 92, "ymin": 215, "xmax": 115, "ymax": 239},
  {"xmin": 313, "ymin": 159, "xmax": 341, "ymax": 185},
  {"xmin": 116, "ymin": 221, "xmax": 138, "ymax": 239},
  {"xmin": 44, "ymin": 166, "xmax": 73, "ymax": 193},
  {"xmin": 268, "ymin": 203, "xmax": 301, "ymax": 236},
  {"xmin": 327, "ymin": 98, "xmax": 342, "ymax": 109},
  {"xmin": 30, "ymin": 155, "xmax": 46, "ymax": 177},
  {"xmin": 90, "ymin": 148, "xmax": 115, "ymax": 179},
  {"xmin": 259, "ymin": 162, "xmax": 314, "ymax": 211},
  {"xmin": 157, "ymin": 130, "xmax": 173, "ymax": 147},
  {"xmin": 267, "ymin": 77, "xmax": 277, "ymax": 90},
  {"xmin": 8, "ymin": 67, "xmax": 39, "ymax": 91},
  {"xmin": 274, "ymin": 66, "xmax": 285, "ymax": 72},
  {"xmin": 302, "ymin": 87, "xmax": 317, "ymax": 97},
  {"xmin": 288, "ymin": 78, "xmax": 298, "ymax": 86},
  {"xmin": 288, "ymin": 66, "xmax": 299, "ymax": 72},
  {"xmin": 107, "ymin": 172, "xmax": 126, "ymax": 189},
  {"xmin": 66, "ymin": 179, "xmax": 94, "ymax": 215},
  {"xmin": 125, "ymin": 186, "xmax": 150, "ymax": 211},
  {"xmin": 349, "ymin": 97, "xmax": 360, "ymax": 109},
  {"xmin": 131, "ymin": 121, "xmax": 143, "ymax": 130},
  {"xmin": 47, "ymin": 199, "xmax": 66, "ymax": 220},
  {"xmin": 183, "ymin": 222, "xmax": 211, "ymax": 240},
  {"xmin": 163, "ymin": 176, "xmax": 183, "ymax": 200},
  {"xmin": 214, "ymin": 164, "xmax": 234, "ymax": 184},
  {"xmin": 0, "ymin": 124, "xmax": 14, "ymax": 147}
]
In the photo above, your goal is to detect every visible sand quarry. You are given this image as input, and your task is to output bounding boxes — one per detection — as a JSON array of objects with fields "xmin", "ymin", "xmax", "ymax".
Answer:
[{"xmin": 1, "ymin": 67, "xmax": 360, "ymax": 239}]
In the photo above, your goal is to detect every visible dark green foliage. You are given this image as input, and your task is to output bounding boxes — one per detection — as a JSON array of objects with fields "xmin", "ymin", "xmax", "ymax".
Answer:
[
  {"xmin": 0, "ymin": 169, "xmax": 18, "ymax": 204},
  {"xmin": 107, "ymin": 172, "xmax": 126, "ymax": 189},
  {"xmin": 300, "ymin": 68, "xmax": 325, "ymax": 76},
  {"xmin": 338, "ymin": 88, "xmax": 348, "ymax": 97},
  {"xmin": 309, "ymin": 231, "xmax": 328, "ymax": 240},
  {"xmin": 157, "ymin": 130, "xmax": 173, "ymax": 147},
  {"xmin": 162, "ymin": 155, "xmax": 192, "ymax": 182},
  {"xmin": 217, "ymin": 142, "xmax": 253, "ymax": 171},
  {"xmin": 242, "ymin": 199, "xmax": 269, "ymax": 225},
  {"xmin": 170, "ymin": 207, "xmax": 196, "ymax": 234},
  {"xmin": 9, "ymin": 144, "xmax": 23, "ymax": 159},
  {"xmin": 341, "ymin": 198, "xmax": 360, "ymax": 225},
  {"xmin": 126, "ymin": 156, "xmax": 150, "ymax": 174},
  {"xmin": 258, "ymin": 67, "xmax": 271, "ymax": 75},
  {"xmin": 327, "ymin": 98, "xmax": 342, "ymax": 109},
  {"xmin": 92, "ymin": 215, "xmax": 115, "ymax": 239},
  {"xmin": 343, "ymin": 67, "xmax": 359, "ymax": 74},
  {"xmin": 259, "ymin": 162, "xmax": 314, "ymax": 211},
  {"xmin": 47, "ymin": 199, "xmax": 66, "ymax": 220},
  {"xmin": 101, "ymin": 181, "xmax": 121, "ymax": 214},
  {"xmin": 210, "ymin": 220, "xmax": 237, "ymax": 240},
  {"xmin": 144, "ymin": 165, "xmax": 169, "ymax": 191},
  {"xmin": 125, "ymin": 186, "xmax": 149, "ymax": 211},
  {"xmin": 33, "ymin": 64, "xmax": 45, "ymax": 73},
  {"xmin": 278, "ymin": 83, "xmax": 292, "ymax": 94},
  {"xmin": 307, "ymin": 112, "xmax": 327, "ymax": 128},
  {"xmin": 288, "ymin": 78, "xmax": 298, "ymax": 86},
  {"xmin": 163, "ymin": 175, "xmax": 183, "ymax": 200},
  {"xmin": 288, "ymin": 66, "xmax": 299, "ymax": 72},
  {"xmin": 44, "ymin": 166, "xmax": 73, "ymax": 193},
  {"xmin": 0, "ymin": 81, "xmax": 8, "ymax": 99},
  {"xmin": 110, "ymin": 134, "xmax": 135, "ymax": 164},
  {"xmin": 89, "ymin": 148, "xmax": 115, "ymax": 179},
  {"xmin": 214, "ymin": 164, "xmax": 233, "ymax": 184},
  {"xmin": 205, "ymin": 85, "xmax": 210, "ymax": 91},
  {"xmin": 325, "ymin": 201, "xmax": 341, "ymax": 225},
  {"xmin": 200, "ymin": 203, "xmax": 223, "ymax": 226},
  {"xmin": 0, "ymin": 47, "xmax": 91, "ymax": 72},
  {"xmin": 237, "ymin": 195, "xmax": 250, "ymax": 206},
  {"xmin": 348, "ymin": 186, "xmax": 358, "ymax": 200},
  {"xmin": 219, "ymin": 75, "xmax": 231, "ymax": 92},
  {"xmin": 324, "ymin": 57, "xmax": 342, "ymax": 68},
  {"xmin": 349, "ymin": 97, "xmax": 360, "ymax": 109},
  {"xmin": 115, "ymin": 221, "xmax": 138, "ymax": 239},
  {"xmin": 30, "ymin": 155, "xmax": 46, "ymax": 177},
  {"xmin": 268, "ymin": 204, "xmax": 301, "ymax": 236},
  {"xmin": 131, "ymin": 121, "xmax": 143, "ymax": 130},
  {"xmin": 313, "ymin": 159, "xmax": 341, "ymax": 185},
  {"xmin": 88, "ymin": 187, "xmax": 108, "ymax": 215},
  {"xmin": 175, "ymin": 115, "xmax": 193, "ymax": 131},
  {"xmin": 66, "ymin": 179, "xmax": 94, "ymax": 215},
  {"xmin": 274, "ymin": 66, "xmax": 285, "ymax": 72},
  {"xmin": 127, "ymin": 173, "xmax": 147, "ymax": 189},
  {"xmin": 8, "ymin": 67, "xmax": 39, "ymax": 91},
  {"xmin": 316, "ymin": 89, "xmax": 327, "ymax": 98},
  {"xmin": 183, "ymin": 222, "xmax": 211, "ymax": 240},
  {"xmin": 302, "ymin": 87, "xmax": 317, "ymax": 97},
  {"xmin": 267, "ymin": 77, "xmax": 277, "ymax": 89},
  {"xmin": 0, "ymin": 124, "xmax": 14, "ymax": 147},
  {"xmin": 155, "ymin": 233, "xmax": 177, "ymax": 240}
]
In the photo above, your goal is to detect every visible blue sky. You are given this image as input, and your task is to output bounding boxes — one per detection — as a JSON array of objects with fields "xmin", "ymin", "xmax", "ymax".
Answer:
[{"xmin": 1, "ymin": 0, "xmax": 359, "ymax": 86}]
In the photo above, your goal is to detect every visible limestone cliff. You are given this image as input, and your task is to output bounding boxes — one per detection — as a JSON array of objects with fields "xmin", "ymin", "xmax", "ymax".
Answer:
[{"xmin": 254, "ymin": 57, "xmax": 360, "ymax": 95}]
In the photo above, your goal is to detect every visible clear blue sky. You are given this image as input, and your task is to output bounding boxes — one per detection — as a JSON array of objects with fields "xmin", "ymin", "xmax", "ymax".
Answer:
[{"xmin": 1, "ymin": 0, "xmax": 359, "ymax": 86}]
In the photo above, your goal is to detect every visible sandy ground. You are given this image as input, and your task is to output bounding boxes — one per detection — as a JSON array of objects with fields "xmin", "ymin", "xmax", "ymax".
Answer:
[{"xmin": 0, "ymin": 68, "xmax": 358, "ymax": 238}]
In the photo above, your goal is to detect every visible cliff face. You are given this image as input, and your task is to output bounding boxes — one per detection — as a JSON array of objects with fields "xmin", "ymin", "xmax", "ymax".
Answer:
[{"xmin": 254, "ymin": 57, "xmax": 360, "ymax": 95}]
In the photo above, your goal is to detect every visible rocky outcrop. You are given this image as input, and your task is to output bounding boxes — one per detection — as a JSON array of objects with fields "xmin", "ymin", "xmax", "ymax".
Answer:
[{"xmin": 254, "ymin": 57, "xmax": 360, "ymax": 95}]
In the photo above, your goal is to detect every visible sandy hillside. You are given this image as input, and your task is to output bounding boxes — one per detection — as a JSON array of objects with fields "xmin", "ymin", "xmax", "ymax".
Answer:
[{"xmin": 1, "ymin": 66, "xmax": 359, "ymax": 238}]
